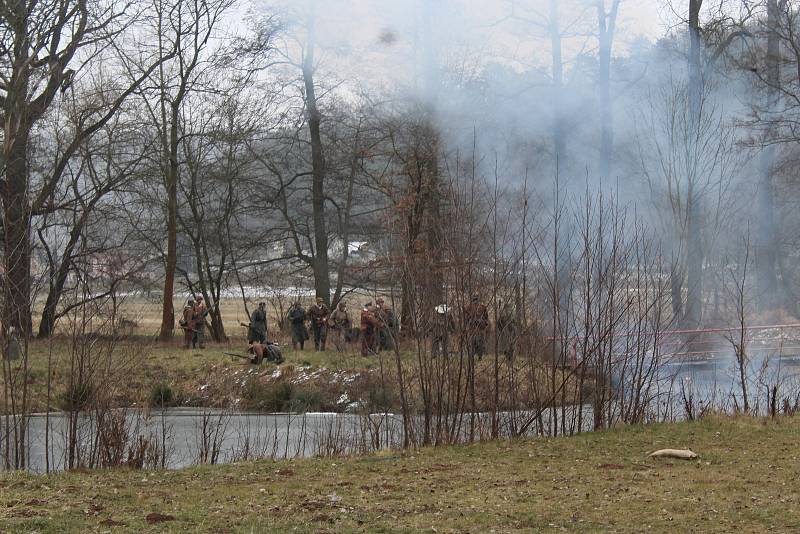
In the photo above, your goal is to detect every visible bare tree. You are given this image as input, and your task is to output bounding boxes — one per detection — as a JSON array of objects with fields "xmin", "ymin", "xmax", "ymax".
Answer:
[
  {"xmin": 301, "ymin": 7, "xmax": 332, "ymax": 306},
  {"xmin": 0, "ymin": 0, "xmax": 169, "ymax": 337},
  {"xmin": 637, "ymin": 70, "xmax": 741, "ymax": 326},
  {"xmin": 596, "ymin": 0, "xmax": 622, "ymax": 180},
  {"xmin": 121, "ymin": 0, "xmax": 236, "ymax": 341},
  {"xmin": 740, "ymin": 0, "xmax": 795, "ymax": 311},
  {"xmin": 36, "ymin": 110, "xmax": 151, "ymax": 338}
]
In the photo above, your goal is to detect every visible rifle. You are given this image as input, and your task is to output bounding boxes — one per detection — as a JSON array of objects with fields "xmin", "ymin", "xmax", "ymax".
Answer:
[{"xmin": 224, "ymin": 351, "xmax": 252, "ymax": 361}]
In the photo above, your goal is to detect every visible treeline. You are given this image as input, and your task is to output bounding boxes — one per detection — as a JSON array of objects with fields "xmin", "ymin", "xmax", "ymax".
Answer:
[
  {"xmin": 4, "ymin": 0, "xmax": 800, "ymax": 470},
  {"xmin": 2, "ymin": 0, "xmax": 800, "ymax": 341}
]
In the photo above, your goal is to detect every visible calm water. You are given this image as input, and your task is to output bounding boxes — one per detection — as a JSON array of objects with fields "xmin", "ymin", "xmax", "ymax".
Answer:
[
  {"xmin": 3, "ymin": 409, "xmax": 403, "ymax": 473},
  {"xmin": 5, "ymin": 350, "xmax": 800, "ymax": 473}
]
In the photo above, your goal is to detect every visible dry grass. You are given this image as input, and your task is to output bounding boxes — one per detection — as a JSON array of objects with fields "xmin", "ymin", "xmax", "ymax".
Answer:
[
  {"xmin": 1, "ymin": 416, "xmax": 799, "ymax": 532},
  {"xmin": 10, "ymin": 338, "xmax": 385, "ymax": 413}
]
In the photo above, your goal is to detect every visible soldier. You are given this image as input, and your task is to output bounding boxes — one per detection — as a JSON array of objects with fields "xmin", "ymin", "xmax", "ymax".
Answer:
[
  {"xmin": 181, "ymin": 299, "xmax": 195, "ymax": 349},
  {"xmin": 375, "ymin": 298, "xmax": 385, "ymax": 351},
  {"xmin": 431, "ymin": 303, "xmax": 455, "ymax": 358},
  {"xmin": 376, "ymin": 299, "xmax": 396, "ymax": 351},
  {"xmin": 287, "ymin": 301, "xmax": 308, "ymax": 350},
  {"xmin": 463, "ymin": 296, "xmax": 489, "ymax": 359},
  {"xmin": 193, "ymin": 296, "xmax": 208, "ymax": 349},
  {"xmin": 328, "ymin": 301, "xmax": 351, "ymax": 351},
  {"xmin": 247, "ymin": 302, "xmax": 268, "ymax": 345},
  {"xmin": 247, "ymin": 340, "xmax": 284, "ymax": 365},
  {"xmin": 496, "ymin": 300, "xmax": 516, "ymax": 360},
  {"xmin": 360, "ymin": 302, "xmax": 381, "ymax": 356},
  {"xmin": 4, "ymin": 327, "xmax": 20, "ymax": 361},
  {"xmin": 307, "ymin": 297, "xmax": 330, "ymax": 351}
]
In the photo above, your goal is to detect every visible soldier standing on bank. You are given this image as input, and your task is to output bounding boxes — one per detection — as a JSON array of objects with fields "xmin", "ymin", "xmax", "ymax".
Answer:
[
  {"xmin": 328, "ymin": 301, "xmax": 351, "ymax": 351},
  {"xmin": 360, "ymin": 302, "xmax": 381, "ymax": 356},
  {"xmin": 287, "ymin": 301, "xmax": 308, "ymax": 350},
  {"xmin": 375, "ymin": 298, "xmax": 396, "ymax": 351},
  {"xmin": 181, "ymin": 299, "xmax": 195, "ymax": 349},
  {"xmin": 248, "ymin": 302, "xmax": 268, "ymax": 345},
  {"xmin": 431, "ymin": 303, "xmax": 455, "ymax": 358},
  {"xmin": 193, "ymin": 296, "xmax": 208, "ymax": 349},
  {"xmin": 496, "ymin": 300, "xmax": 516, "ymax": 360},
  {"xmin": 4, "ymin": 327, "xmax": 21, "ymax": 361},
  {"xmin": 463, "ymin": 296, "xmax": 489, "ymax": 359},
  {"xmin": 307, "ymin": 297, "xmax": 330, "ymax": 351}
]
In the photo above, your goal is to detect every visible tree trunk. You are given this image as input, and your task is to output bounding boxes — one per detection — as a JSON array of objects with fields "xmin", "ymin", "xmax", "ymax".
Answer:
[
  {"xmin": 550, "ymin": 0, "xmax": 567, "ymax": 164},
  {"xmin": 158, "ymin": 109, "xmax": 180, "ymax": 340},
  {"xmin": 3, "ymin": 126, "xmax": 33, "ymax": 337},
  {"xmin": 756, "ymin": 0, "xmax": 780, "ymax": 311},
  {"xmin": 303, "ymin": 15, "xmax": 331, "ymax": 306},
  {"xmin": 38, "ymin": 231, "xmax": 81, "ymax": 338},
  {"xmin": 670, "ymin": 263, "xmax": 684, "ymax": 319},
  {"xmin": 684, "ymin": 0, "xmax": 705, "ymax": 327},
  {"xmin": 200, "ymin": 285, "xmax": 227, "ymax": 342},
  {"xmin": 421, "ymin": 0, "xmax": 443, "ymax": 316},
  {"xmin": 684, "ymin": 200, "xmax": 705, "ymax": 326},
  {"xmin": 597, "ymin": 1, "xmax": 620, "ymax": 180},
  {"xmin": 37, "ymin": 192, "xmax": 103, "ymax": 338},
  {"xmin": 332, "ymin": 131, "xmax": 360, "ymax": 308}
]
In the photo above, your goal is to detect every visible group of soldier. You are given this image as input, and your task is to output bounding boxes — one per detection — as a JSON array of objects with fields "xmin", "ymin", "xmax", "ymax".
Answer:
[
  {"xmin": 182, "ymin": 292, "xmax": 517, "ymax": 360},
  {"xmin": 430, "ymin": 297, "xmax": 517, "ymax": 359},
  {"xmin": 279, "ymin": 294, "xmax": 513, "ymax": 359},
  {"xmin": 180, "ymin": 296, "xmax": 209, "ymax": 349},
  {"xmin": 285, "ymin": 297, "xmax": 396, "ymax": 356}
]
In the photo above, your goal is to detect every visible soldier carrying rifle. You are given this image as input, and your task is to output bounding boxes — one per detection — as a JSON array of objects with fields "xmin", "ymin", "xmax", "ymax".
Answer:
[
  {"xmin": 192, "ymin": 296, "xmax": 209, "ymax": 349},
  {"xmin": 328, "ymin": 301, "xmax": 351, "ymax": 352},
  {"xmin": 181, "ymin": 299, "xmax": 196, "ymax": 349},
  {"xmin": 243, "ymin": 302, "xmax": 268, "ymax": 345}
]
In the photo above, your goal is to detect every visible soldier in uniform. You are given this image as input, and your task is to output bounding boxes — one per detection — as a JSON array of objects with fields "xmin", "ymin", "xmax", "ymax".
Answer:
[
  {"xmin": 496, "ymin": 300, "xmax": 516, "ymax": 360},
  {"xmin": 287, "ymin": 301, "xmax": 308, "ymax": 350},
  {"xmin": 181, "ymin": 299, "xmax": 195, "ymax": 349},
  {"xmin": 328, "ymin": 301, "xmax": 351, "ymax": 351},
  {"xmin": 4, "ymin": 327, "xmax": 20, "ymax": 361},
  {"xmin": 248, "ymin": 302, "xmax": 268, "ymax": 345},
  {"xmin": 463, "ymin": 296, "xmax": 489, "ymax": 359},
  {"xmin": 193, "ymin": 296, "xmax": 208, "ymax": 349},
  {"xmin": 360, "ymin": 302, "xmax": 381, "ymax": 356},
  {"xmin": 431, "ymin": 303, "xmax": 455, "ymax": 357},
  {"xmin": 375, "ymin": 298, "xmax": 396, "ymax": 351},
  {"xmin": 307, "ymin": 297, "xmax": 330, "ymax": 351}
]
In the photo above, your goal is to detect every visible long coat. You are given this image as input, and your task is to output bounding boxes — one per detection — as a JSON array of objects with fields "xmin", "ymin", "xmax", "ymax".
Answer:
[
  {"xmin": 249, "ymin": 307, "xmax": 268, "ymax": 342},
  {"xmin": 288, "ymin": 307, "xmax": 308, "ymax": 341}
]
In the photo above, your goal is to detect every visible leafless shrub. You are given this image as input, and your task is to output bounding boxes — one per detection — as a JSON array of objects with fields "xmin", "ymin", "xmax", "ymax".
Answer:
[{"xmin": 195, "ymin": 410, "xmax": 231, "ymax": 465}]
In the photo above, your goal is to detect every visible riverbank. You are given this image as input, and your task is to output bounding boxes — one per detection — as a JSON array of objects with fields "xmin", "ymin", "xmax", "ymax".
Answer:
[
  {"xmin": 2, "ymin": 416, "xmax": 799, "ymax": 532},
  {"xmin": 8, "ymin": 338, "xmax": 578, "ymax": 415},
  {"xmin": 7, "ymin": 339, "xmax": 386, "ymax": 414}
]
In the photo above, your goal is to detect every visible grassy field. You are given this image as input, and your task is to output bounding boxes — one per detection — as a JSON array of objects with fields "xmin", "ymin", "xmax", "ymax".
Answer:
[{"xmin": 1, "ymin": 416, "xmax": 798, "ymax": 532}]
